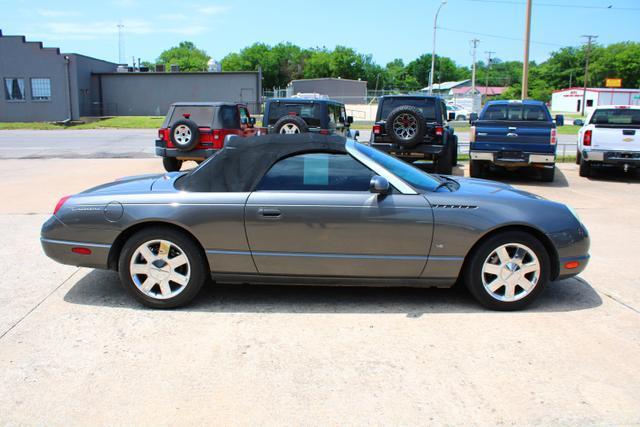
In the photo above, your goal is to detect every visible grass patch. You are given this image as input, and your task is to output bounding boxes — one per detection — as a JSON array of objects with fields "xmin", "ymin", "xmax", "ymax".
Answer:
[
  {"xmin": 557, "ymin": 125, "xmax": 580, "ymax": 135},
  {"xmin": 350, "ymin": 121, "xmax": 373, "ymax": 130},
  {"xmin": 0, "ymin": 116, "xmax": 164, "ymax": 130}
]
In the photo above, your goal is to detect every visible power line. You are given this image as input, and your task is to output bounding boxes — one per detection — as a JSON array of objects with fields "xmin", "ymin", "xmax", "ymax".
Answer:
[
  {"xmin": 438, "ymin": 26, "xmax": 563, "ymax": 47},
  {"xmin": 459, "ymin": 0, "xmax": 640, "ymax": 11}
]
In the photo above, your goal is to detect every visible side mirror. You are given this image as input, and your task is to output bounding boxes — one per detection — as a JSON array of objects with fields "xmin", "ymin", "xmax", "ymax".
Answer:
[
  {"xmin": 573, "ymin": 119, "xmax": 584, "ymax": 126},
  {"xmin": 469, "ymin": 112, "xmax": 478, "ymax": 124},
  {"xmin": 224, "ymin": 134, "xmax": 240, "ymax": 146},
  {"xmin": 555, "ymin": 114, "xmax": 564, "ymax": 126},
  {"xmin": 240, "ymin": 117, "xmax": 248, "ymax": 125},
  {"xmin": 447, "ymin": 112, "xmax": 456, "ymax": 121},
  {"xmin": 249, "ymin": 117, "xmax": 256, "ymax": 125},
  {"xmin": 347, "ymin": 115, "xmax": 354, "ymax": 124},
  {"xmin": 369, "ymin": 175, "xmax": 390, "ymax": 195}
]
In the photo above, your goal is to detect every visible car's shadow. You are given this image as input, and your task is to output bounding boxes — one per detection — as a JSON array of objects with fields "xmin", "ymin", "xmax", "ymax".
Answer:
[
  {"xmin": 583, "ymin": 166, "xmax": 640, "ymax": 183},
  {"xmin": 64, "ymin": 270, "xmax": 602, "ymax": 316},
  {"xmin": 479, "ymin": 164, "xmax": 570, "ymax": 188}
]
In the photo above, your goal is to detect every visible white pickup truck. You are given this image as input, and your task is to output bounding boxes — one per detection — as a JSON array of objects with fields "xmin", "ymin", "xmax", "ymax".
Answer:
[{"xmin": 577, "ymin": 105, "xmax": 640, "ymax": 177}]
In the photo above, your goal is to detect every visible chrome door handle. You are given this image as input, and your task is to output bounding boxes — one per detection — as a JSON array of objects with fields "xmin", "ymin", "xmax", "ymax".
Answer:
[
  {"xmin": 507, "ymin": 132, "xmax": 518, "ymax": 137},
  {"xmin": 258, "ymin": 208, "xmax": 282, "ymax": 218}
]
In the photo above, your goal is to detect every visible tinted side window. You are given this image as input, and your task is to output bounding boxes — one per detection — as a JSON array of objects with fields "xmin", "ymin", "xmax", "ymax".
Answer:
[
  {"xmin": 219, "ymin": 106, "xmax": 239, "ymax": 128},
  {"xmin": 267, "ymin": 103, "xmax": 321, "ymax": 127},
  {"xmin": 257, "ymin": 153, "xmax": 375, "ymax": 191},
  {"xmin": 169, "ymin": 106, "xmax": 214, "ymax": 126}
]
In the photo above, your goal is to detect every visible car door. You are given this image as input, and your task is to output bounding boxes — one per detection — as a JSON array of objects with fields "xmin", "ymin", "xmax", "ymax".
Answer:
[
  {"xmin": 238, "ymin": 106, "xmax": 260, "ymax": 137},
  {"xmin": 244, "ymin": 152, "xmax": 433, "ymax": 277}
]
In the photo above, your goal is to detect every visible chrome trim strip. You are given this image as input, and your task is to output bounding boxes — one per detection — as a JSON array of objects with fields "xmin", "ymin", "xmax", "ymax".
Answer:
[
  {"xmin": 207, "ymin": 248, "xmax": 427, "ymax": 261},
  {"xmin": 470, "ymin": 151, "xmax": 494, "ymax": 161},
  {"xmin": 40, "ymin": 238, "xmax": 111, "ymax": 248},
  {"xmin": 428, "ymin": 256, "xmax": 465, "ymax": 261},
  {"xmin": 345, "ymin": 139, "xmax": 418, "ymax": 195}
]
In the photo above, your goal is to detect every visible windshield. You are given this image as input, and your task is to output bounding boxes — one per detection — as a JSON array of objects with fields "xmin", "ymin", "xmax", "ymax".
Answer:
[
  {"xmin": 590, "ymin": 108, "xmax": 640, "ymax": 126},
  {"xmin": 482, "ymin": 104, "xmax": 548, "ymax": 121},
  {"xmin": 380, "ymin": 98, "xmax": 436, "ymax": 121},
  {"xmin": 352, "ymin": 142, "xmax": 441, "ymax": 192}
]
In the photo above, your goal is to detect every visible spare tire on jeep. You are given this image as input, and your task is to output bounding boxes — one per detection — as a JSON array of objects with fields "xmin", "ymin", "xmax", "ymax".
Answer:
[
  {"xmin": 386, "ymin": 106, "xmax": 427, "ymax": 148},
  {"xmin": 170, "ymin": 119, "xmax": 200, "ymax": 151},
  {"xmin": 274, "ymin": 115, "xmax": 309, "ymax": 134}
]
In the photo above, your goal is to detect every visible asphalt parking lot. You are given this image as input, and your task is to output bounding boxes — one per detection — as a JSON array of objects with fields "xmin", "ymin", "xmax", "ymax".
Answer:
[{"xmin": 1, "ymin": 157, "xmax": 639, "ymax": 425}]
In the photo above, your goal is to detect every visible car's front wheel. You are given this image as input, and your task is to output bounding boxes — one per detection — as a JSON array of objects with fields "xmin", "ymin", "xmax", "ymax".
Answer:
[
  {"xmin": 464, "ymin": 231, "xmax": 550, "ymax": 310},
  {"xmin": 118, "ymin": 227, "xmax": 208, "ymax": 308}
]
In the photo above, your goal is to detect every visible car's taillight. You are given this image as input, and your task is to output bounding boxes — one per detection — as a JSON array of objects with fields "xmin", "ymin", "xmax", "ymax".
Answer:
[
  {"xmin": 158, "ymin": 128, "xmax": 169, "ymax": 141},
  {"xmin": 550, "ymin": 128, "xmax": 557, "ymax": 145},
  {"xmin": 435, "ymin": 126, "xmax": 444, "ymax": 137},
  {"xmin": 373, "ymin": 125, "xmax": 382, "ymax": 135},
  {"xmin": 470, "ymin": 126, "xmax": 476, "ymax": 143},
  {"xmin": 54, "ymin": 195, "xmax": 71, "ymax": 215},
  {"xmin": 319, "ymin": 129, "xmax": 330, "ymax": 135},
  {"xmin": 583, "ymin": 129, "xmax": 592, "ymax": 146}
]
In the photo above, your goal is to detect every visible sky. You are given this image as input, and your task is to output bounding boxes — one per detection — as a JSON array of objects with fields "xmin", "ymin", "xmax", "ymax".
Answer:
[{"xmin": 1, "ymin": 0, "xmax": 639, "ymax": 70}]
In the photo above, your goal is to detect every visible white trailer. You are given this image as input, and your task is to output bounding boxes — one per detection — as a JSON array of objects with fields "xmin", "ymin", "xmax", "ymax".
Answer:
[{"xmin": 551, "ymin": 87, "xmax": 640, "ymax": 116}]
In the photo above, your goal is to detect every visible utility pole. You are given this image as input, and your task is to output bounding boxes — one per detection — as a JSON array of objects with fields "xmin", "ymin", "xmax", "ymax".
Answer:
[
  {"xmin": 484, "ymin": 51, "xmax": 495, "ymax": 97},
  {"xmin": 521, "ymin": 0, "xmax": 532, "ymax": 99},
  {"xmin": 117, "ymin": 22, "xmax": 125, "ymax": 64},
  {"xmin": 429, "ymin": 0, "xmax": 448, "ymax": 95},
  {"xmin": 581, "ymin": 35, "xmax": 598, "ymax": 116},
  {"xmin": 470, "ymin": 39, "xmax": 480, "ymax": 95}
]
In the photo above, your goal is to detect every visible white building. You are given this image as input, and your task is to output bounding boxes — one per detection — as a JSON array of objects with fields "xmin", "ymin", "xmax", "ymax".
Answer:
[{"xmin": 551, "ymin": 87, "xmax": 640, "ymax": 115}]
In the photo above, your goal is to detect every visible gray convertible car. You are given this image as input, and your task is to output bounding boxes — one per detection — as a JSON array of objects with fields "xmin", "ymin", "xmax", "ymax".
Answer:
[{"xmin": 41, "ymin": 134, "xmax": 589, "ymax": 310}]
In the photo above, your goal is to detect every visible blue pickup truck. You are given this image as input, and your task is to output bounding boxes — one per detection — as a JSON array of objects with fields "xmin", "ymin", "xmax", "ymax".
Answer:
[{"xmin": 469, "ymin": 100, "xmax": 563, "ymax": 182}]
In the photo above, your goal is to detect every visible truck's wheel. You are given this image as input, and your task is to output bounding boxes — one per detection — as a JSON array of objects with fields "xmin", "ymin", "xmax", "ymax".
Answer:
[
  {"xmin": 469, "ymin": 160, "xmax": 486, "ymax": 178},
  {"xmin": 540, "ymin": 166, "xmax": 555, "ymax": 182},
  {"xmin": 579, "ymin": 158, "xmax": 592, "ymax": 177},
  {"xmin": 386, "ymin": 106, "xmax": 427, "ymax": 148},
  {"xmin": 162, "ymin": 157, "xmax": 182, "ymax": 172},
  {"xmin": 170, "ymin": 119, "xmax": 200, "ymax": 151},
  {"xmin": 274, "ymin": 115, "xmax": 309, "ymax": 134},
  {"xmin": 575, "ymin": 150, "xmax": 581, "ymax": 165},
  {"xmin": 435, "ymin": 144, "xmax": 453, "ymax": 175}
]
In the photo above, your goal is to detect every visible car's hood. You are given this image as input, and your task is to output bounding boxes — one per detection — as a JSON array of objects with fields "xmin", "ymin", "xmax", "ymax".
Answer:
[
  {"xmin": 79, "ymin": 172, "xmax": 182, "ymax": 195},
  {"xmin": 448, "ymin": 176, "xmax": 544, "ymax": 200}
]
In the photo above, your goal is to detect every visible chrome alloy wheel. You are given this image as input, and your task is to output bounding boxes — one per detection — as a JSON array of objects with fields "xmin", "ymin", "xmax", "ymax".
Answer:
[
  {"xmin": 279, "ymin": 123, "xmax": 301, "ymax": 134},
  {"xmin": 392, "ymin": 113, "xmax": 418, "ymax": 140},
  {"xmin": 129, "ymin": 239, "xmax": 191, "ymax": 300},
  {"xmin": 481, "ymin": 243, "xmax": 540, "ymax": 302},
  {"xmin": 174, "ymin": 125, "xmax": 192, "ymax": 145}
]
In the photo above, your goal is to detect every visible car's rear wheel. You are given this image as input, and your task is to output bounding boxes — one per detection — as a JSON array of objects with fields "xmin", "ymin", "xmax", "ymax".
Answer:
[
  {"xmin": 274, "ymin": 115, "xmax": 309, "ymax": 134},
  {"xmin": 575, "ymin": 150, "xmax": 581, "ymax": 165},
  {"xmin": 435, "ymin": 143, "xmax": 453, "ymax": 175},
  {"xmin": 464, "ymin": 231, "xmax": 550, "ymax": 310},
  {"xmin": 579, "ymin": 158, "xmax": 592, "ymax": 177},
  {"xmin": 162, "ymin": 157, "xmax": 182, "ymax": 172},
  {"xmin": 118, "ymin": 227, "xmax": 208, "ymax": 309},
  {"xmin": 452, "ymin": 135, "xmax": 459, "ymax": 167}
]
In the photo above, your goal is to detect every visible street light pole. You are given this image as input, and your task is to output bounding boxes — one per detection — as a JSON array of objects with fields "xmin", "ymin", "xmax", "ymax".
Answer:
[
  {"xmin": 429, "ymin": 0, "xmax": 447, "ymax": 95},
  {"xmin": 521, "ymin": 0, "xmax": 532, "ymax": 99}
]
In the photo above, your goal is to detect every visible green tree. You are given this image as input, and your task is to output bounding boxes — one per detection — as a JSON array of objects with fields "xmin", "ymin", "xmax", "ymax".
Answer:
[{"xmin": 157, "ymin": 41, "xmax": 210, "ymax": 72}]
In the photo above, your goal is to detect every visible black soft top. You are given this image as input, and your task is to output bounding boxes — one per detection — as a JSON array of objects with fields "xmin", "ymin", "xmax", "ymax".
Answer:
[{"xmin": 176, "ymin": 133, "xmax": 348, "ymax": 192}]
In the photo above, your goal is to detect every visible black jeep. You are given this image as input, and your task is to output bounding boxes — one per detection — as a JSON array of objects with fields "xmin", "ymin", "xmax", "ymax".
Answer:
[
  {"xmin": 369, "ymin": 95, "xmax": 458, "ymax": 174},
  {"xmin": 263, "ymin": 97, "xmax": 359, "ymax": 139}
]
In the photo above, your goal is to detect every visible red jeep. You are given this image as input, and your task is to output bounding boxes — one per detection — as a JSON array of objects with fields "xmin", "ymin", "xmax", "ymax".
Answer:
[{"xmin": 155, "ymin": 102, "xmax": 266, "ymax": 172}]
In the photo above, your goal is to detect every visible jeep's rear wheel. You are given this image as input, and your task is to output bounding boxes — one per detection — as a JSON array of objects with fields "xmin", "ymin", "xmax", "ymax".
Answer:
[
  {"xmin": 162, "ymin": 157, "xmax": 182, "ymax": 172},
  {"xmin": 386, "ymin": 106, "xmax": 427, "ymax": 148},
  {"xmin": 274, "ymin": 115, "xmax": 309, "ymax": 134},
  {"xmin": 435, "ymin": 143, "xmax": 453, "ymax": 175}
]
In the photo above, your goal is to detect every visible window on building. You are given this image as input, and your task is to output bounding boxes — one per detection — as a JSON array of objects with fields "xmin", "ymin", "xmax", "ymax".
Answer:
[
  {"xmin": 586, "ymin": 99, "xmax": 594, "ymax": 107},
  {"xmin": 30, "ymin": 78, "xmax": 52, "ymax": 101},
  {"xmin": 4, "ymin": 78, "xmax": 25, "ymax": 101}
]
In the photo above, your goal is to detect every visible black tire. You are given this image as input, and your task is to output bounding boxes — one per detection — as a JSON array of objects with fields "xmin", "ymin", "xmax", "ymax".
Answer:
[
  {"xmin": 435, "ymin": 143, "xmax": 453, "ymax": 175},
  {"xmin": 273, "ymin": 115, "xmax": 309, "ymax": 134},
  {"xmin": 118, "ymin": 227, "xmax": 209, "ymax": 309},
  {"xmin": 469, "ymin": 159, "xmax": 486, "ymax": 178},
  {"xmin": 170, "ymin": 119, "xmax": 200, "ymax": 151},
  {"xmin": 540, "ymin": 166, "xmax": 555, "ymax": 182},
  {"xmin": 452, "ymin": 135, "xmax": 459, "ymax": 167},
  {"xmin": 463, "ymin": 230, "xmax": 550, "ymax": 311},
  {"xmin": 575, "ymin": 150, "xmax": 581, "ymax": 165},
  {"xmin": 162, "ymin": 157, "xmax": 182, "ymax": 172},
  {"xmin": 579, "ymin": 158, "xmax": 592, "ymax": 177},
  {"xmin": 386, "ymin": 106, "xmax": 427, "ymax": 148}
]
